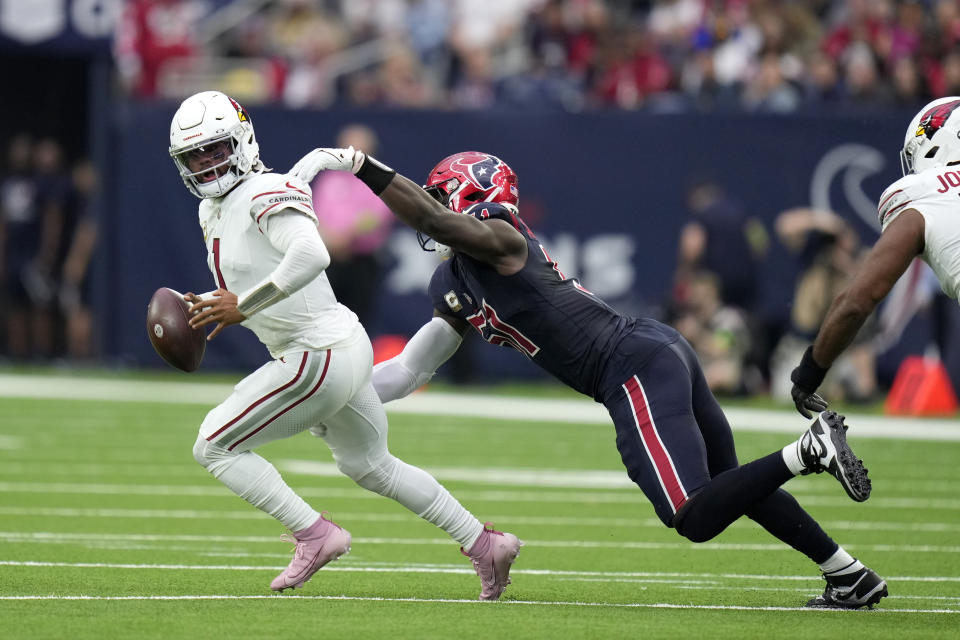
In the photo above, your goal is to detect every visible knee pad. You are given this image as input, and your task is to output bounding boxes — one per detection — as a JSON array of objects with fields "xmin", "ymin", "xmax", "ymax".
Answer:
[
  {"xmin": 335, "ymin": 450, "xmax": 397, "ymax": 496},
  {"xmin": 193, "ymin": 435, "xmax": 234, "ymax": 472},
  {"xmin": 671, "ymin": 496, "xmax": 715, "ymax": 544}
]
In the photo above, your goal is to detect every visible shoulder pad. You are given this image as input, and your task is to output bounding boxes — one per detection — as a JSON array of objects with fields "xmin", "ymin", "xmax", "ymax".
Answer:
[
  {"xmin": 878, "ymin": 173, "xmax": 927, "ymax": 231},
  {"xmin": 247, "ymin": 173, "xmax": 316, "ymax": 228},
  {"xmin": 463, "ymin": 201, "xmax": 519, "ymax": 223},
  {"xmin": 198, "ymin": 198, "xmax": 217, "ymax": 225}
]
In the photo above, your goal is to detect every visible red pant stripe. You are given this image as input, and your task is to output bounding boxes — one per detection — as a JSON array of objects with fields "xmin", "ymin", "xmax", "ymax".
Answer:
[
  {"xmin": 227, "ymin": 350, "xmax": 331, "ymax": 451},
  {"xmin": 206, "ymin": 352, "xmax": 309, "ymax": 441},
  {"xmin": 623, "ymin": 375, "xmax": 688, "ymax": 513}
]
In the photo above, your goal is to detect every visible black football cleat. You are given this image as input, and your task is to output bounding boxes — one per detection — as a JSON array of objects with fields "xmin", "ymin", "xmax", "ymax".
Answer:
[
  {"xmin": 806, "ymin": 561, "xmax": 888, "ymax": 609},
  {"xmin": 797, "ymin": 411, "xmax": 872, "ymax": 502}
]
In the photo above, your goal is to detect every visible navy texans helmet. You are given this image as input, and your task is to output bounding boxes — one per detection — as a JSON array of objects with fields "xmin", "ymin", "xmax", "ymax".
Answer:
[{"xmin": 423, "ymin": 151, "xmax": 519, "ymax": 213}]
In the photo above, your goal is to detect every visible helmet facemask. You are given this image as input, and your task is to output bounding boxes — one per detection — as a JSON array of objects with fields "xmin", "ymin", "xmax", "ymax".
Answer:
[{"xmin": 171, "ymin": 128, "xmax": 248, "ymax": 198}]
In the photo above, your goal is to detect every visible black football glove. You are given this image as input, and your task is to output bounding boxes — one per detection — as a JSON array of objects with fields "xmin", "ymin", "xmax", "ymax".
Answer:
[{"xmin": 790, "ymin": 345, "xmax": 830, "ymax": 418}]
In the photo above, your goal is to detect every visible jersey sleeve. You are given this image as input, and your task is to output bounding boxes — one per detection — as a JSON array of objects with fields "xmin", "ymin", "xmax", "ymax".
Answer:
[
  {"xmin": 428, "ymin": 260, "xmax": 476, "ymax": 319},
  {"xmin": 248, "ymin": 174, "xmax": 317, "ymax": 231},
  {"xmin": 464, "ymin": 201, "xmax": 518, "ymax": 224}
]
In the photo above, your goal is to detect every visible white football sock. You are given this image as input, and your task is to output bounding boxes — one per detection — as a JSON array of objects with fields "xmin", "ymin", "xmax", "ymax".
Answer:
[
  {"xmin": 781, "ymin": 441, "xmax": 806, "ymax": 476},
  {"xmin": 417, "ymin": 483, "xmax": 485, "ymax": 550},
  {"xmin": 195, "ymin": 438, "xmax": 318, "ymax": 532},
  {"xmin": 352, "ymin": 454, "xmax": 484, "ymax": 548},
  {"xmin": 819, "ymin": 547, "xmax": 860, "ymax": 574}
]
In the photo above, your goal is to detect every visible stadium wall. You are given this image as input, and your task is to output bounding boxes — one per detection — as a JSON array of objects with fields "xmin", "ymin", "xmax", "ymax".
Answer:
[{"xmin": 104, "ymin": 103, "xmax": 959, "ymax": 387}]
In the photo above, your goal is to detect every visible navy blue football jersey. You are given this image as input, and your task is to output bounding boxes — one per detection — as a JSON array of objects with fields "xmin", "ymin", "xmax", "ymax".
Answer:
[{"xmin": 428, "ymin": 202, "xmax": 679, "ymax": 399}]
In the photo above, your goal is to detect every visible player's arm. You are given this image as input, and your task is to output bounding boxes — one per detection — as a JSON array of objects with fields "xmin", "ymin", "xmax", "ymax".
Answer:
[
  {"xmin": 372, "ymin": 310, "xmax": 469, "ymax": 403},
  {"xmin": 380, "ymin": 172, "xmax": 526, "ymax": 272},
  {"xmin": 289, "ymin": 147, "xmax": 527, "ymax": 272},
  {"xmin": 790, "ymin": 209, "xmax": 925, "ymax": 416},
  {"xmin": 189, "ymin": 210, "xmax": 328, "ymax": 338}
]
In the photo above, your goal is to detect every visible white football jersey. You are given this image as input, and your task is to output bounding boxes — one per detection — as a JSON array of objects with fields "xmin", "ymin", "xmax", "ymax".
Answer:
[
  {"xmin": 878, "ymin": 167, "xmax": 960, "ymax": 300},
  {"xmin": 198, "ymin": 171, "xmax": 360, "ymax": 358}
]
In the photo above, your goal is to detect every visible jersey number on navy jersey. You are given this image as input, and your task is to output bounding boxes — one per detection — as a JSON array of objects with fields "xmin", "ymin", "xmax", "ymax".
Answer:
[{"xmin": 466, "ymin": 300, "xmax": 541, "ymax": 357}]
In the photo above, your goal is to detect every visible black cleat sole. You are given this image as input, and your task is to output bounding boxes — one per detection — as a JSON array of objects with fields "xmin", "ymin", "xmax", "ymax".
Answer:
[
  {"xmin": 821, "ymin": 412, "xmax": 872, "ymax": 503},
  {"xmin": 805, "ymin": 583, "xmax": 889, "ymax": 610}
]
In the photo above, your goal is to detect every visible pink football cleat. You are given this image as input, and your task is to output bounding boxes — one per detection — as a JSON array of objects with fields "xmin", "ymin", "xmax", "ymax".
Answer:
[
  {"xmin": 270, "ymin": 512, "xmax": 351, "ymax": 592},
  {"xmin": 462, "ymin": 523, "xmax": 523, "ymax": 601}
]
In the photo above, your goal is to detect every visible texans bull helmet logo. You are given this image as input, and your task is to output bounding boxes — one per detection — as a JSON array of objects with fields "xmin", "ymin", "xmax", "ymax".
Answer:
[{"xmin": 450, "ymin": 152, "xmax": 505, "ymax": 191}]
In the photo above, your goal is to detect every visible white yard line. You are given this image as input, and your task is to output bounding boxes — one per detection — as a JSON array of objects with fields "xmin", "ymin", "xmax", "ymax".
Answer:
[
  {"xmin": 2, "ymin": 531, "xmax": 960, "ymax": 554},
  {"xmin": 0, "ymin": 592, "xmax": 953, "ymax": 614},
  {"xmin": 2, "ymin": 506, "xmax": 959, "ymax": 534},
  {"xmin": 1, "ymin": 560, "xmax": 959, "ymax": 584},
  {"xmin": 1, "ymin": 373, "xmax": 959, "ymax": 440},
  {"xmin": 0, "ymin": 480, "xmax": 956, "ymax": 510}
]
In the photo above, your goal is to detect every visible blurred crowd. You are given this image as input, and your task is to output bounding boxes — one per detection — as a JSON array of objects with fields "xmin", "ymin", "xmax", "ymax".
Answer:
[
  {"xmin": 0, "ymin": 136, "xmax": 98, "ymax": 363},
  {"xmin": 666, "ymin": 181, "xmax": 886, "ymax": 402},
  {"xmin": 9, "ymin": 0, "xmax": 953, "ymax": 385},
  {"xmin": 116, "ymin": 0, "xmax": 958, "ymax": 112}
]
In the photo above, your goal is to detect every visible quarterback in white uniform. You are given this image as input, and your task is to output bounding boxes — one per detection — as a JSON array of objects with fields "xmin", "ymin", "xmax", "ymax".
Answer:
[
  {"xmin": 168, "ymin": 91, "xmax": 521, "ymax": 598},
  {"xmin": 790, "ymin": 96, "xmax": 960, "ymax": 416}
]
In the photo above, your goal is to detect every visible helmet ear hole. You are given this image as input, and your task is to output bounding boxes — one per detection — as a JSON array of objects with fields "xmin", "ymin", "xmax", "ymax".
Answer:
[{"xmin": 925, "ymin": 146, "xmax": 940, "ymax": 158}]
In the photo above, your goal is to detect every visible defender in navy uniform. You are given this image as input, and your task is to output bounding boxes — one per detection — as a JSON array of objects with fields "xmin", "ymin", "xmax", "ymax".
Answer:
[{"xmin": 289, "ymin": 147, "xmax": 888, "ymax": 609}]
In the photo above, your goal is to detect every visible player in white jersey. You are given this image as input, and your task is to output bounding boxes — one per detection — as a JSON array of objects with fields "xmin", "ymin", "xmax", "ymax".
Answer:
[
  {"xmin": 168, "ymin": 91, "xmax": 521, "ymax": 598},
  {"xmin": 790, "ymin": 96, "xmax": 960, "ymax": 417}
]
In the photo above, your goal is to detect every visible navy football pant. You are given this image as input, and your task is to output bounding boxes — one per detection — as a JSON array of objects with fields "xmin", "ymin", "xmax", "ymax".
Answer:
[{"xmin": 603, "ymin": 337, "xmax": 837, "ymax": 562}]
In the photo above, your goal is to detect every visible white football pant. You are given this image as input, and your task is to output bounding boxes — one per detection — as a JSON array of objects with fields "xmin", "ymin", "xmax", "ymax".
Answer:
[{"xmin": 192, "ymin": 327, "xmax": 483, "ymax": 548}]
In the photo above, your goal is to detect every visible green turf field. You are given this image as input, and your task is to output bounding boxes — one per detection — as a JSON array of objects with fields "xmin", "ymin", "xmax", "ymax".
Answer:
[{"xmin": 1, "ymin": 373, "xmax": 958, "ymax": 638}]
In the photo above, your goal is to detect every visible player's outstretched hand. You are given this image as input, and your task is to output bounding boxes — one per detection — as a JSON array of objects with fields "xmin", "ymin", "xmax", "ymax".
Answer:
[
  {"xmin": 791, "ymin": 385, "xmax": 829, "ymax": 419},
  {"xmin": 790, "ymin": 345, "xmax": 830, "ymax": 418},
  {"xmin": 186, "ymin": 289, "xmax": 246, "ymax": 340},
  {"xmin": 289, "ymin": 146, "xmax": 365, "ymax": 182}
]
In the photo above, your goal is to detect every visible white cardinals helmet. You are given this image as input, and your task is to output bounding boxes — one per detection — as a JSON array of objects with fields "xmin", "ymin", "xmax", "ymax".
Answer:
[
  {"xmin": 169, "ymin": 91, "xmax": 262, "ymax": 198},
  {"xmin": 900, "ymin": 96, "xmax": 960, "ymax": 176}
]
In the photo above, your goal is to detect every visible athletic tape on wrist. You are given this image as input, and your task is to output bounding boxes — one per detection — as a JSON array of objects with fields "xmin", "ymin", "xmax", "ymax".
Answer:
[
  {"xmin": 237, "ymin": 281, "xmax": 288, "ymax": 316},
  {"xmin": 355, "ymin": 155, "xmax": 396, "ymax": 195}
]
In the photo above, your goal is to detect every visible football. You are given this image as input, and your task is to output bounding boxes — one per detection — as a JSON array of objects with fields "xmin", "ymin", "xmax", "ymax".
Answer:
[{"xmin": 146, "ymin": 287, "xmax": 206, "ymax": 372}]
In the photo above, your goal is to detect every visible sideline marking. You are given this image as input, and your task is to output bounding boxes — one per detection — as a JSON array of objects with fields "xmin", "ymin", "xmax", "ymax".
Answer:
[{"xmin": 0, "ymin": 373, "xmax": 958, "ymax": 440}]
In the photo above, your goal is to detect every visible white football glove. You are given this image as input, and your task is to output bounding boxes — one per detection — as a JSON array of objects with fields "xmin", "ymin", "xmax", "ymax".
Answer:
[{"xmin": 289, "ymin": 146, "xmax": 366, "ymax": 182}]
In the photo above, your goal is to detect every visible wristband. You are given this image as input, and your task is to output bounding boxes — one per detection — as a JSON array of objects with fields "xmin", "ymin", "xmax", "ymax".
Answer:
[
  {"xmin": 355, "ymin": 155, "xmax": 396, "ymax": 195},
  {"xmin": 237, "ymin": 280, "xmax": 288, "ymax": 316},
  {"xmin": 790, "ymin": 345, "xmax": 829, "ymax": 392}
]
